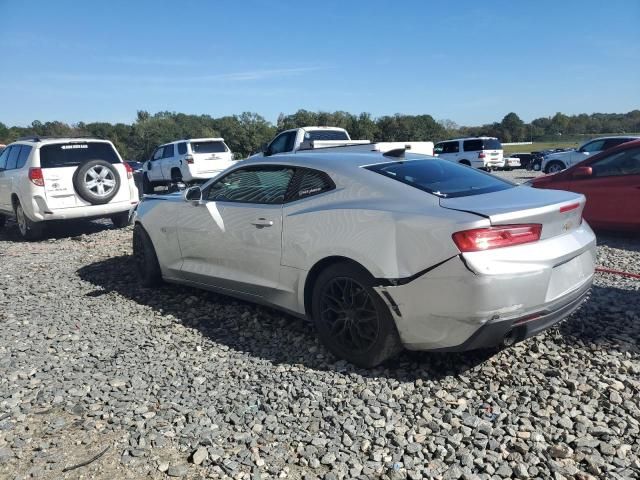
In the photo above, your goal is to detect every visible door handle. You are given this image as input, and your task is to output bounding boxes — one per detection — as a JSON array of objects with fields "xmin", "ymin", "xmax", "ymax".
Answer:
[{"xmin": 251, "ymin": 218, "xmax": 274, "ymax": 228}]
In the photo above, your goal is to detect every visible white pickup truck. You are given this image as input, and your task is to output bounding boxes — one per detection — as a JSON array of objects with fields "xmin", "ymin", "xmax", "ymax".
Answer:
[{"xmin": 253, "ymin": 126, "xmax": 434, "ymax": 157}]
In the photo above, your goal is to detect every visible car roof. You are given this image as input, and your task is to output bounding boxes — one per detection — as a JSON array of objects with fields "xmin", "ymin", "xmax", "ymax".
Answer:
[
  {"xmin": 161, "ymin": 138, "xmax": 225, "ymax": 146},
  {"xmin": 582, "ymin": 135, "xmax": 640, "ymax": 142},
  {"xmin": 439, "ymin": 137, "xmax": 499, "ymax": 142},
  {"xmin": 11, "ymin": 137, "xmax": 112, "ymax": 146}
]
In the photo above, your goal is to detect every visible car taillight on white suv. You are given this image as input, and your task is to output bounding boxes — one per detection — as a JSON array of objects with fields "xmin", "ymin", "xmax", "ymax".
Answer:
[
  {"xmin": 124, "ymin": 162, "xmax": 133, "ymax": 179},
  {"xmin": 184, "ymin": 154, "xmax": 194, "ymax": 164},
  {"xmin": 28, "ymin": 168, "xmax": 45, "ymax": 187},
  {"xmin": 478, "ymin": 152, "xmax": 486, "ymax": 159}
]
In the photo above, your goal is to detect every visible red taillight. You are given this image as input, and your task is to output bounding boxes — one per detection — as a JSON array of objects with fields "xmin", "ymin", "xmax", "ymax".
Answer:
[
  {"xmin": 452, "ymin": 224, "xmax": 542, "ymax": 252},
  {"xmin": 478, "ymin": 152, "xmax": 486, "ymax": 159},
  {"xmin": 185, "ymin": 154, "xmax": 194, "ymax": 164},
  {"xmin": 28, "ymin": 168, "xmax": 45, "ymax": 187},
  {"xmin": 124, "ymin": 162, "xmax": 133, "ymax": 179}
]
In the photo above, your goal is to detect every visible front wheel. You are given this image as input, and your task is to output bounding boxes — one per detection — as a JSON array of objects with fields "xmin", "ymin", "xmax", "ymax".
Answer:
[
  {"xmin": 312, "ymin": 263, "xmax": 403, "ymax": 368},
  {"xmin": 132, "ymin": 224, "xmax": 162, "ymax": 287},
  {"xmin": 545, "ymin": 161, "xmax": 565, "ymax": 174},
  {"xmin": 15, "ymin": 202, "xmax": 44, "ymax": 241}
]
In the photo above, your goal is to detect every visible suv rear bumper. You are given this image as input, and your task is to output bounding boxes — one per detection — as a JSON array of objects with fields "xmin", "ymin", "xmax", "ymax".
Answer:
[{"xmin": 31, "ymin": 198, "xmax": 138, "ymax": 221}]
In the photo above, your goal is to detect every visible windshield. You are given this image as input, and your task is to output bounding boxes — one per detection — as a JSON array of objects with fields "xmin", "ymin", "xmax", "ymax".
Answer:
[
  {"xmin": 365, "ymin": 158, "xmax": 514, "ymax": 198},
  {"xmin": 39, "ymin": 142, "xmax": 120, "ymax": 168},
  {"xmin": 463, "ymin": 138, "xmax": 502, "ymax": 151},
  {"xmin": 191, "ymin": 141, "xmax": 228, "ymax": 154},
  {"xmin": 304, "ymin": 130, "xmax": 349, "ymax": 141}
]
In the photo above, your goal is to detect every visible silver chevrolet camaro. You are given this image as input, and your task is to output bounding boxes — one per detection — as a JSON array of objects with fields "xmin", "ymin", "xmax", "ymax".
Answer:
[{"xmin": 132, "ymin": 151, "xmax": 596, "ymax": 367}]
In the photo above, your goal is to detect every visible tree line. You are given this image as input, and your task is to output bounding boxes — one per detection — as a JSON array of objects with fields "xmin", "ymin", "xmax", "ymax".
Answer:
[{"xmin": 1, "ymin": 109, "xmax": 639, "ymax": 160}]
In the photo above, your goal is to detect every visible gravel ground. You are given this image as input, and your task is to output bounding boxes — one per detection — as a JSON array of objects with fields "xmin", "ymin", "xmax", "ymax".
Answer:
[{"xmin": 1, "ymin": 169, "xmax": 639, "ymax": 480}]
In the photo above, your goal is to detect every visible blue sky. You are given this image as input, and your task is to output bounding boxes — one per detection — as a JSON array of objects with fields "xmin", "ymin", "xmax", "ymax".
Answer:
[{"xmin": 1, "ymin": 0, "xmax": 638, "ymax": 127}]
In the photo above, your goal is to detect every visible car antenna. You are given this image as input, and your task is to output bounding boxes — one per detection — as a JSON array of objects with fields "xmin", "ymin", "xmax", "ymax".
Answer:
[{"xmin": 383, "ymin": 148, "xmax": 405, "ymax": 158}]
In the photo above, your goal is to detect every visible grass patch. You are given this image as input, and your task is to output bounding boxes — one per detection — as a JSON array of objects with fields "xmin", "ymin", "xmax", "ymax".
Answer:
[{"xmin": 503, "ymin": 141, "xmax": 579, "ymax": 155}]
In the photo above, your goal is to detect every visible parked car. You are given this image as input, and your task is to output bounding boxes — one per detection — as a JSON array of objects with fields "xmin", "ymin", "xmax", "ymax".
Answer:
[
  {"xmin": 530, "ymin": 139, "xmax": 640, "ymax": 231},
  {"xmin": 433, "ymin": 137, "xmax": 503, "ymax": 170},
  {"xmin": 142, "ymin": 138, "xmax": 234, "ymax": 194},
  {"xmin": 502, "ymin": 156, "xmax": 521, "ymax": 170},
  {"xmin": 254, "ymin": 126, "xmax": 434, "ymax": 157},
  {"xmin": 126, "ymin": 161, "xmax": 144, "ymax": 173},
  {"xmin": 132, "ymin": 151, "xmax": 595, "ymax": 367},
  {"xmin": 0, "ymin": 137, "xmax": 138, "ymax": 240},
  {"xmin": 541, "ymin": 136, "xmax": 639, "ymax": 174},
  {"xmin": 508, "ymin": 153, "xmax": 537, "ymax": 170}
]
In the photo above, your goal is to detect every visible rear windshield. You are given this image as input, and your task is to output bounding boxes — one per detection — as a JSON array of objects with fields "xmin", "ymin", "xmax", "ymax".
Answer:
[
  {"xmin": 304, "ymin": 130, "xmax": 349, "ymax": 141},
  {"xmin": 365, "ymin": 158, "xmax": 514, "ymax": 198},
  {"xmin": 191, "ymin": 141, "xmax": 228, "ymax": 154},
  {"xmin": 39, "ymin": 142, "xmax": 120, "ymax": 168},
  {"xmin": 463, "ymin": 138, "xmax": 502, "ymax": 151}
]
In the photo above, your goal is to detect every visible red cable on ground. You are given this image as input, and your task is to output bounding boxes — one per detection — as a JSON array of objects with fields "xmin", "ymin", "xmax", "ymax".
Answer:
[{"xmin": 595, "ymin": 267, "xmax": 640, "ymax": 280}]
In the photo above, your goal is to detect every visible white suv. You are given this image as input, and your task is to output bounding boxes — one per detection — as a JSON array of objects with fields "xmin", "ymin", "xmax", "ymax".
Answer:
[
  {"xmin": 0, "ymin": 137, "xmax": 138, "ymax": 240},
  {"xmin": 541, "ymin": 136, "xmax": 640, "ymax": 173},
  {"xmin": 142, "ymin": 138, "xmax": 234, "ymax": 194},
  {"xmin": 433, "ymin": 137, "xmax": 503, "ymax": 169}
]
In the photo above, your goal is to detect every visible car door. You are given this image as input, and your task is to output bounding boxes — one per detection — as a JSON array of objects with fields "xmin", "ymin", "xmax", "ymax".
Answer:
[
  {"xmin": 146, "ymin": 146, "xmax": 165, "ymax": 182},
  {"xmin": 571, "ymin": 139, "xmax": 606, "ymax": 167},
  {"xmin": 160, "ymin": 143, "xmax": 176, "ymax": 180},
  {"xmin": 266, "ymin": 131, "xmax": 297, "ymax": 156},
  {"xmin": 176, "ymin": 165, "xmax": 296, "ymax": 297},
  {"xmin": 0, "ymin": 146, "xmax": 13, "ymax": 212},
  {"xmin": 567, "ymin": 146, "xmax": 640, "ymax": 229}
]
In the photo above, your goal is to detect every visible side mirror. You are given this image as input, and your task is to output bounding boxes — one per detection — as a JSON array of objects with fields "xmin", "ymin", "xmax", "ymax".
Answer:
[
  {"xmin": 572, "ymin": 166, "xmax": 593, "ymax": 178},
  {"xmin": 184, "ymin": 186, "xmax": 202, "ymax": 203},
  {"xmin": 263, "ymin": 143, "xmax": 272, "ymax": 156}
]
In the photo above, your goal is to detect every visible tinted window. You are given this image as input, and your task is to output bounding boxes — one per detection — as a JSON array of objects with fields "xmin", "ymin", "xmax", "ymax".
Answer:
[
  {"xmin": 0, "ymin": 146, "xmax": 12, "ymax": 170},
  {"xmin": 6, "ymin": 146, "xmax": 21, "ymax": 170},
  {"xmin": 293, "ymin": 169, "xmax": 335, "ymax": 200},
  {"xmin": 442, "ymin": 141, "xmax": 460, "ymax": 154},
  {"xmin": 40, "ymin": 142, "xmax": 120, "ymax": 168},
  {"xmin": 191, "ymin": 141, "xmax": 227, "ymax": 154},
  {"xmin": 304, "ymin": 130, "xmax": 349, "ymax": 141},
  {"xmin": 163, "ymin": 144, "xmax": 175, "ymax": 158},
  {"xmin": 16, "ymin": 145, "xmax": 32, "ymax": 169},
  {"xmin": 463, "ymin": 138, "xmax": 502, "ymax": 151},
  {"xmin": 580, "ymin": 140, "xmax": 606, "ymax": 153},
  {"xmin": 152, "ymin": 147, "xmax": 164, "ymax": 160},
  {"xmin": 205, "ymin": 166, "xmax": 295, "ymax": 204},
  {"xmin": 177, "ymin": 142, "xmax": 187, "ymax": 155},
  {"xmin": 269, "ymin": 132, "xmax": 296, "ymax": 154},
  {"xmin": 602, "ymin": 138, "xmax": 632, "ymax": 150},
  {"xmin": 591, "ymin": 148, "xmax": 640, "ymax": 177},
  {"xmin": 365, "ymin": 158, "xmax": 513, "ymax": 198}
]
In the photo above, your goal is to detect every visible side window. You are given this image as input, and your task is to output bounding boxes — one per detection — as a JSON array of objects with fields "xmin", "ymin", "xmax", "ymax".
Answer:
[
  {"xmin": 269, "ymin": 132, "xmax": 296, "ymax": 155},
  {"xmin": 152, "ymin": 147, "xmax": 164, "ymax": 161},
  {"xmin": 205, "ymin": 166, "xmax": 295, "ymax": 204},
  {"xmin": 293, "ymin": 168, "xmax": 335, "ymax": 200},
  {"xmin": 463, "ymin": 139, "xmax": 483, "ymax": 152},
  {"xmin": 163, "ymin": 144, "xmax": 175, "ymax": 158},
  {"xmin": 16, "ymin": 145, "xmax": 32, "ymax": 169},
  {"xmin": 433, "ymin": 143, "xmax": 444, "ymax": 154},
  {"xmin": 592, "ymin": 148, "xmax": 640, "ymax": 177},
  {"xmin": 580, "ymin": 140, "xmax": 605, "ymax": 153},
  {"xmin": 0, "ymin": 146, "xmax": 11, "ymax": 170},
  {"xmin": 602, "ymin": 138, "xmax": 629, "ymax": 150},
  {"xmin": 6, "ymin": 146, "xmax": 21, "ymax": 170},
  {"xmin": 177, "ymin": 142, "xmax": 187, "ymax": 155},
  {"xmin": 443, "ymin": 141, "xmax": 460, "ymax": 154}
]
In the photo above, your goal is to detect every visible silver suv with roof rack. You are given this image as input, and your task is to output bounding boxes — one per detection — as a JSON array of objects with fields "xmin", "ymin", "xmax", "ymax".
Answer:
[{"xmin": 0, "ymin": 136, "xmax": 138, "ymax": 240}]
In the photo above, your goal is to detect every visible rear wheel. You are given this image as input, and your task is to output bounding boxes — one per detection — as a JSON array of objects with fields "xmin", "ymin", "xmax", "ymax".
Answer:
[
  {"xmin": 15, "ymin": 202, "xmax": 44, "ymax": 241},
  {"xmin": 142, "ymin": 174, "xmax": 154, "ymax": 194},
  {"xmin": 545, "ymin": 161, "xmax": 565, "ymax": 174},
  {"xmin": 312, "ymin": 263, "xmax": 403, "ymax": 368},
  {"xmin": 111, "ymin": 212, "xmax": 131, "ymax": 228},
  {"xmin": 170, "ymin": 168, "xmax": 183, "ymax": 183},
  {"xmin": 132, "ymin": 223, "xmax": 162, "ymax": 287},
  {"xmin": 459, "ymin": 160, "xmax": 471, "ymax": 167}
]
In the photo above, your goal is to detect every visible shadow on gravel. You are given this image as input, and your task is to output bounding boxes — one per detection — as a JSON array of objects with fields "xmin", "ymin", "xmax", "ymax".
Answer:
[
  {"xmin": 0, "ymin": 217, "xmax": 117, "ymax": 242},
  {"xmin": 77, "ymin": 255, "xmax": 498, "ymax": 381},
  {"xmin": 595, "ymin": 231, "xmax": 640, "ymax": 253}
]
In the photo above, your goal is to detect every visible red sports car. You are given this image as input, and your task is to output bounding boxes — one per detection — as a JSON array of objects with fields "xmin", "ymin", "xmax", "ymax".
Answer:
[{"xmin": 530, "ymin": 139, "xmax": 640, "ymax": 231}]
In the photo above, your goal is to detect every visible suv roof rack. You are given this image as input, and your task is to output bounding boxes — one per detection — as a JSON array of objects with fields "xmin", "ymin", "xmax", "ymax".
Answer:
[{"xmin": 15, "ymin": 135, "xmax": 104, "ymax": 142}]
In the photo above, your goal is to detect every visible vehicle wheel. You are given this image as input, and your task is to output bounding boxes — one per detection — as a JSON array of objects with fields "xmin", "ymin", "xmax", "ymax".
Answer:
[
  {"xmin": 132, "ymin": 223, "xmax": 162, "ymax": 287},
  {"xmin": 170, "ymin": 168, "xmax": 183, "ymax": 183},
  {"xmin": 459, "ymin": 160, "xmax": 471, "ymax": 167},
  {"xmin": 545, "ymin": 161, "xmax": 565, "ymax": 174},
  {"xmin": 111, "ymin": 212, "xmax": 131, "ymax": 228},
  {"xmin": 15, "ymin": 202, "xmax": 44, "ymax": 241},
  {"xmin": 0, "ymin": 214, "xmax": 6, "ymax": 229},
  {"xmin": 533, "ymin": 162, "xmax": 541, "ymax": 171},
  {"xmin": 73, "ymin": 159, "xmax": 120, "ymax": 205},
  {"xmin": 142, "ymin": 174, "xmax": 154, "ymax": 195},
  {"xmin": 311, "ymin": 262, "xmax": 403, "ymax": 368}
]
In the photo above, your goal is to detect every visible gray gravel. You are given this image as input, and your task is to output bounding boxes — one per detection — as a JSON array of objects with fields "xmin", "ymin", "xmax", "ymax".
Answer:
[{"xmin": 0, "ymin": 170, "xmax": 639, "ymax": 479}]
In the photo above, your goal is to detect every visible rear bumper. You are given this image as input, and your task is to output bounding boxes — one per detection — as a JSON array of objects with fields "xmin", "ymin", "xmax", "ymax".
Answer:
[
  {"xmin": 31, "ymin": 198, "xmax": 138, "ymax": 221},
  {"xmin": 375, "ymin": 224, "xmax": 596, "ymax": 351}
]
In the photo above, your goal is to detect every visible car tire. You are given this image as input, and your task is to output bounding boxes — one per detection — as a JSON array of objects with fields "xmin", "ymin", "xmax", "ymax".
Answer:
[
  {"xmin": 459, "ymin": 160, "xmax": 471, "ymax": 167},
  {"xmin": 142, "ymin": 174, "xmax": 154, "ymax": 195},
  {"xmin": 171, "ymin": 168, "xmax": 183, "ymax": 183},
  {"xmin": 545, "ymin": 161, "xmax": 565, "ymax": 174},
  {"xmin": 111, "ymin": 212, "xmax": 131, "ymax": 228},
  {"xmin": 0, "ymin": 214, "xmax": 6, "ymax": 229},
  {"xmin": 132, "ymin": 223, "xmax": 162, "ymax": 287},
  {"xmin": 14, "ymin": 202, "xmax": 44, "ymax": 241},
  {"xmin": 311, "ymin": 262, "xmax": 403, "ymax": 368},
  {"xmin": 73, "ymin": 159, "xmax": 120, "ymax": 205}
]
